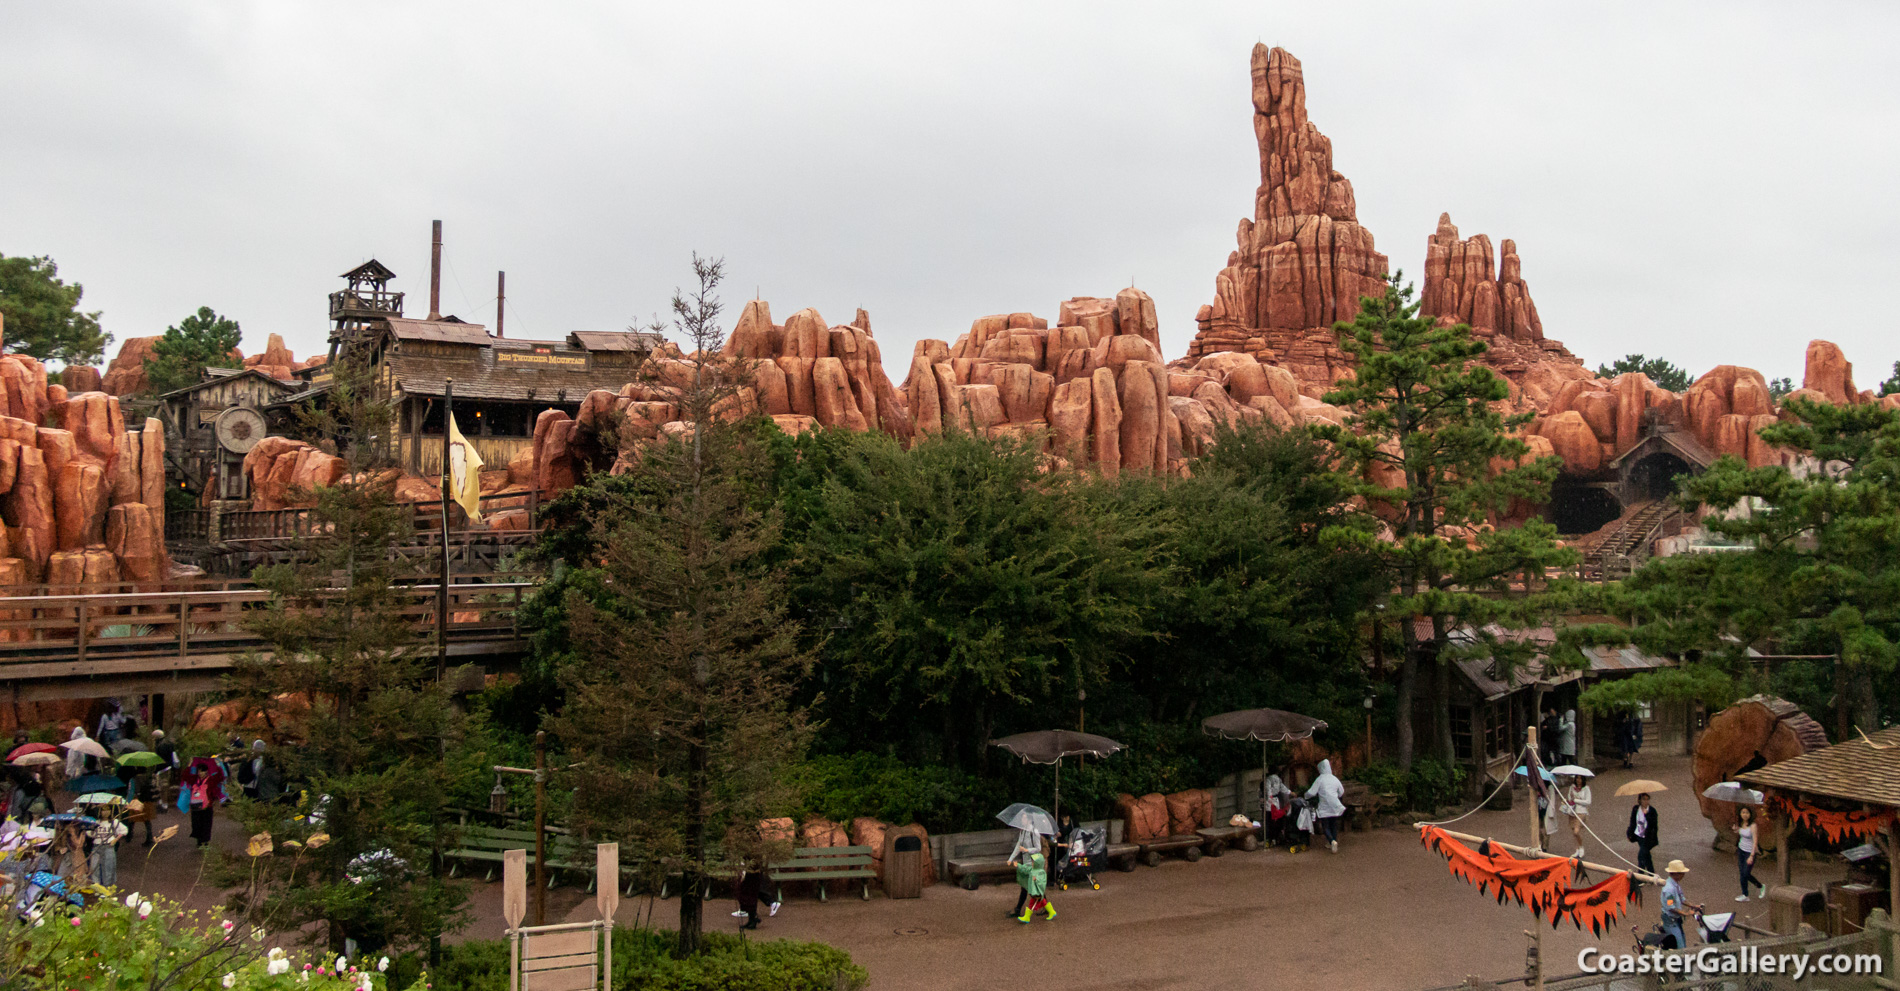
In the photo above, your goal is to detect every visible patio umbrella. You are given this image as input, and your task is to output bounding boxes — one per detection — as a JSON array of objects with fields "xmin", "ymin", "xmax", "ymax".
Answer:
[
  {"xmin": 1614, "ymin": 779, "xmax": 1668, "ymax": 797},
  {"xmin": 1549, "ymin": 765, "xmax": 1595, "ymax": 778},
  {"xmin": 114, "ymin": 750, "xmax": 164, "ymax": 768},
  {"xmin": 1701, "ymin": 781, "xmax": 1764, "ymax": 805},
  {"xmin": 1202, "ymin": 708, "xmax": 1329, "ymax": 819},
  {"xmin": 6, "ymin": 742, "xmax": 57, "ymax": 762},
  {"xmin": 991, "ymin": 730, "xmax": 1125, "ymax": 825},
  {"xmin": 111, "ymin": 738, "xmax": 147, "ymax": 754},
  {"xmin": 60, "ymin": 737, "xmax": 109, "ymax": 760},
  {"xmin": 10, "ymin": 752, "xmax": 61, "ymax": 768}
]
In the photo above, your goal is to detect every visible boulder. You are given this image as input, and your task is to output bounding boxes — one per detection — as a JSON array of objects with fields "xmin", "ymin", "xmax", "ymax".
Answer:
[
  {"xmin": 5, "ymin": 446, "xmax": 54, "ymax": 577},
  {"xmin": 1116, "ymin": 792, "xmax": 1170, "ymax": 844},
  {"xmin": 811, "ymin": 358, "xmax": 867, "ymax": 430},
  {"xmin": 783, "ymin": 308, "xmax": 831, "ymax": 361},
  {"xmin": 59, "ymin": 366, "xmax": 103, "ymax": 394},
  {"xmin": 1090, "ymin": 368, "xmax": 1122, "ymax": 475},
  {"xmin": 1575, "ymin": 391, "xmax": 1616, "ymax": 443},
  {"xmin": 1118, "ymin": 362, "xmax": 1161, "ymax": 475},
  {"xmin": 138, "ymin": 419, "xmax": 165, "ymax": 527},
  {"xmin": 769, "ymin": 414, "xmax": 818, "ymax": 436},
  {"xmin": 1048, "ymin": 379, "xmax": 1093, "ymax": 464},
  {"xmin": 1802, "ymin": 340, "xmax": 1856, "ymax": 404},
  {"xmin": 962, "ymin": 384, "xmax": 1006, "ymax": 434},
  {"xmin": 53, "ymin": 463, "xmax": 106, "ymax": 550},
  {"xmin": 1541, "ymin": 410, "xmax": 1602, "ymax": 472},
  {"xmin": 101, "ymin": 337, "xmax": 161, "ymax": 397},
  {"xmin": 105, "ymin": 502, "xmax": 165, "ymax": 585}
]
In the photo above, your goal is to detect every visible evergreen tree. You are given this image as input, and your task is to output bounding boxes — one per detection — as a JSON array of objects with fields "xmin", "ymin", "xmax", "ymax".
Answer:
[
  {"xmin": 221, "ymin": 356, "xmax": 468, "ymax": 956},
  {"xmin": 1318, "ymin": 276, "xmax": 1577, "ymax": 769},
  {"xmin": 1768, "ymin": 377, "xmax": 1795, "ymax": 401},
  {"xmin": 1595, "ymin": 353, "xmax": 1691, "ymax": 392},
  {"xmin": 548, "ymin": 255, "xmax": 813, "ymax": 957},
  {"xmin": 146, "ymin": 305, "xmax": 242, "ymax": 394},
  {"xmin": 1592, "ymin": 398, "xmax": 1900, "ymax": 738},
  {"xmin": 0, "ymin": 254, "xmax": 110, "ymax": 365}
]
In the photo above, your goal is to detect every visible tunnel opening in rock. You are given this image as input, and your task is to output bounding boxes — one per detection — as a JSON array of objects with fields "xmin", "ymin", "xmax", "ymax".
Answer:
[
  {"xmin": 1548, "ymin": 478, "xmax": 1623, "ymax": 535},
  {"xmin": 1628, "ymin": 452, "xmax": 1694, "ymax": 502}
]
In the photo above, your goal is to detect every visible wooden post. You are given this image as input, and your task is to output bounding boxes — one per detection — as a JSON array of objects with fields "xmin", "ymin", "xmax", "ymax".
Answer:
[
  {"xmin": 437, "ymin": 380, "xmax": 453, "ymax": 683},
  {"xmin": 1779, "ymin": 810, "xmax": 1793, "ymax": 886},
  {"xmin": 1526, "ymin": 724, "xmax": 1543, "ymax": 991},
  {"xmin": 535, "ymin": 730, "xmax": 548, "ymax": 926}
]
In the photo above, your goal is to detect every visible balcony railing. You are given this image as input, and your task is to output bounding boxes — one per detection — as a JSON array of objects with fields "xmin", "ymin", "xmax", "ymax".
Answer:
[{"xmin": 328, "ymin": 289, "xmax": 405, "ymax": 320}]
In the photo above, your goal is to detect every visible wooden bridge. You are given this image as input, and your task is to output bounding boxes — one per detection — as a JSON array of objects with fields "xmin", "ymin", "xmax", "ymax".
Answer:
[
  {"xmin": 166, "ymin": 489, "xmax": 544, "ymax": 576},
  {"xmin": 0, "ymin": 575, "xmax": 537, "ymax": 703}
]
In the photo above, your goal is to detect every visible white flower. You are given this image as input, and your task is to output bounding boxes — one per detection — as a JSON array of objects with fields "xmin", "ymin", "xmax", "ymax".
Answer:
[
  {"xmin": 138, "ymin": 900, "xmax": 153, "ymax": 919},
  {"xmin": 358, "ymin": 976, "xmax": 373, "ymax": 991},
  {"xmin": 123, "ymin": 891, "xmax": 140, "ymax": 909},
  {"xmin": 336, "ymin": 956, "xmax": 348, "ymax": 974},
  {"xmin": 268, "ymin": 948, "xmax": 291, "ymax": 976},
  {"xmin": 377, "ymin": 957, "xmax": 389, "ymax": 973},
  {"xmin": 221, "ymin": 974, "xmax": 236, "ymax": 989},
  {"xmin": 221, "ymin": 919, "xmax": 236, "ymax": 933}
]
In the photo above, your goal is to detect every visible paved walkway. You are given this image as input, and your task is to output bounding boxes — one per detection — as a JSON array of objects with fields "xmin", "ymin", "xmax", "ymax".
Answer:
[{"xmin": 121, "ymin": 754, "xmax": 1844, "ymax": 989}]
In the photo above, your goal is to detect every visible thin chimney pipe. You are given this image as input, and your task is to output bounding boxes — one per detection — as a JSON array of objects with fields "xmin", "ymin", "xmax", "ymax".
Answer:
[
  {"xmin": 428, "ymin": 219, "xmax": 443, "ymax": 321},
  {"xmin": 496, "ymin": 271, "xmax": 506, "ymax": 338}
]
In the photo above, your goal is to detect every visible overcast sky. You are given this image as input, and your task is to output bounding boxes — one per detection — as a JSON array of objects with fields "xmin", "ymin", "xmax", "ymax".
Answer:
[{"xmin": 5, "ymin": 3, "xmax": 1895, "ymax": 385}]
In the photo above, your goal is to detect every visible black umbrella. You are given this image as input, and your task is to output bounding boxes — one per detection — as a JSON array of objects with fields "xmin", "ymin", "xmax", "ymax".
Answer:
[
  {"xmin": 1201, "ymin": 708, "xmax": 1329, "ymax": 818},
  {"xmin": 991, "ymin": 731, "xmax": 1125, "ymax": 825}
]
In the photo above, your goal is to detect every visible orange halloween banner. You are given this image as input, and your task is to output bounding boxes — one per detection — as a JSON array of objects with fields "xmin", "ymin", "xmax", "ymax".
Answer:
[
  {"xmin": 1420, "ymin": 825, "xmax": 1642, "ymax": 932},
  {"xmin": 1767, "ymin": 793, "xmax": 1896, "ymax": 844}
]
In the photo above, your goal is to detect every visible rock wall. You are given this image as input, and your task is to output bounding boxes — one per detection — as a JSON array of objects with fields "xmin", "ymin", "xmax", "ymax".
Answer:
[
  {"xmin": 98, "ymin": 332, "xmax": 322, "ymax": 398},
  {"xmin": 0, "ymin": 352, "xmax": 170, "ymax": 586}
]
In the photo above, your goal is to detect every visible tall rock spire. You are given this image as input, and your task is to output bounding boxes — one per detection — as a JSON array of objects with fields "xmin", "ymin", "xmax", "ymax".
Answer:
[{"xmin": 1190, "ymin": 46, "xmax": 1389, "ymax": 385}]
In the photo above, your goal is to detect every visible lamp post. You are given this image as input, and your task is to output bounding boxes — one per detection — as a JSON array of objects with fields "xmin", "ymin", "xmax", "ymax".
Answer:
[{"xmin": 1363, "ymin": 693, "xmax": 1377, "ymax": 761}]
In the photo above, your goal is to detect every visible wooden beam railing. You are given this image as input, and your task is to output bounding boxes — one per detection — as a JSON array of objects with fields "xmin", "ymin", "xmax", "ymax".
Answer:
[
  {"xmin": 218, "ymin": 489, "xmax": 545, "ymax": 544},
  {"xmin": 0, "ymin": 581, "xmax": 539, "ymax": 669}
]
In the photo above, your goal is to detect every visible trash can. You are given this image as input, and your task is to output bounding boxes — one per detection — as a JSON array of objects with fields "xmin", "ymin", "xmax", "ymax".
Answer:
[
  {"xmin": 1768, "ymin": 885, "xmax": 1825, "ymax": 935},
  {"xmin": 884, "ymin": 834, "xmax": 924, "ymax": 899}
]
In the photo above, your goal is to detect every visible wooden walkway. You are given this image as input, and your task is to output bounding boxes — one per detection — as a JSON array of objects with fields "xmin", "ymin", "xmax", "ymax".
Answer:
[{"xmin": 0, "ymin": 576, "xmax": 536, "ymax": 702}]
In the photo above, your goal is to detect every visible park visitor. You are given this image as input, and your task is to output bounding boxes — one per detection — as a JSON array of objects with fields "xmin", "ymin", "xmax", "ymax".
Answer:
[
  {"xmin": 182, "ymin": 756, "xmax": 226, "ymax": 848},
  {"xmin": 1625, "ymin": 792, "xmax": 1659, "ymax": 874},
  {"xmin": 1305, "ymin": 759, "xmax": 1346, "ymax": 853},
  {"xmin": 1559, "ymin": 775, "xmax": 1592, "ymax": 857},
  {"xmin": 1734, "ymin": 806, "xmax": 1766, "ymax": 901},
  {"xmin": 1660, "ymin": 860, "xmax": 1702, "ymax": 949},
  {"xmin": 1015, "ymin": 850, "xmax": 1053, "ymax": 923},
  {"xmin": 1556, "ymin": 709, "xmax": 1577, "ymax": 767},
  {"xmin": 733, "ymin": 858, "xmax": 778, "ymax": 930}
]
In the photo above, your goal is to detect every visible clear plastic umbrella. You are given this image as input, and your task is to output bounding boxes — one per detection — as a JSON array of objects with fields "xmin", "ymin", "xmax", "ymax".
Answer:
[
  {"xmin": 996, "ymin": 803, "xmax": 1057, "ymax": 837},
  {"xmin": 1549, "ymin": 765, "xmax": 1595, "ymax": 778},
  {"xmin": 1701, "ymin": 781, "xmax": 1764, "ymax": 805}
]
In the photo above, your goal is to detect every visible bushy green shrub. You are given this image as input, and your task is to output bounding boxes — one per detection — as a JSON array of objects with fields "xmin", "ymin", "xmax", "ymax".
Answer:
[
  {"xmin": 419, "ymin": 927, "xmax": 864, "ymax": 991},
  {"xmin": 789, "ymin": 753, "xmax": 1006, "ymax": 833},
  {"xmin": 1350, "ymin": 758, "xmax": 1466, "ymax": 813}
]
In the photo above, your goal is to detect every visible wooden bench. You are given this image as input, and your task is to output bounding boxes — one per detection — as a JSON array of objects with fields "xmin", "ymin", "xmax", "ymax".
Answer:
[
  {"xmin": 446, "ymin": 825, "xmax": 591, "ymax": 886},
  {"xmin": 770, "ymin": 845, "xmax": 877, "ymax": 901},
  {"xmin": 1195, "ymin": 824, "xmax": 1260, "ymax": 856},
  {"xmin": 1136, "ymin": 834, "xmax": 1209, "ymax": 866}
]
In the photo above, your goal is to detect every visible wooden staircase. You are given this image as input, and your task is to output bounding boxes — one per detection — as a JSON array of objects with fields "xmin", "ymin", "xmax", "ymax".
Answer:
[{"xmin": 1581, "ymin": 500, "xmax": 1676, "ymax": 580}]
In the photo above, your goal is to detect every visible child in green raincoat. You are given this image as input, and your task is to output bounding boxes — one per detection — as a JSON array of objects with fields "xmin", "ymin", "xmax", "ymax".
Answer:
[{"xmin": 1015, "ymin": 851, "xmax": 1054, "ymax": 923}]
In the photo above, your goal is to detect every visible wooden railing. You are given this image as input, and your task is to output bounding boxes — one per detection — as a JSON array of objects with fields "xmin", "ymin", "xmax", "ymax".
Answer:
[
  {"xmin": 217, "ymin": 490, "xmax": 543, "ymax": 544},
  {"xmin": 0, "ymin": 578, "xmax": 538, "ymax": 669},
  {"xmin": 166, "ymin": 510, "xmax": 212, "ymax": 543}
]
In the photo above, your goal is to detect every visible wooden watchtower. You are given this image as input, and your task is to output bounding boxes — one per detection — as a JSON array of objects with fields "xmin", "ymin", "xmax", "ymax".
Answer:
[{"xmin": 328, "ymin": 259, "xmax": 404, "ymax": 358}]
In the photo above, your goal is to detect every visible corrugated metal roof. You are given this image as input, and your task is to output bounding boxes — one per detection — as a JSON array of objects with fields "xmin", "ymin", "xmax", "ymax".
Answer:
[
  {"xmin": 1739, "ymin": 726, "xmax": 1900, "ymax": 808},
  {"xmin": 385, "ymin": 318, "xmax": 491, "ymax": 346},
  {"xmin": 568, "ymin": 330, "xmax": 665, "ymax": 352}
]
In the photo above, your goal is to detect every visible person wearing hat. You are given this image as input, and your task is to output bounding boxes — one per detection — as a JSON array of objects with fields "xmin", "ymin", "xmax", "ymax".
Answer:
[{"xmin": 1660, "ymin": 860, "xmax": 1702, "ymax": 949}]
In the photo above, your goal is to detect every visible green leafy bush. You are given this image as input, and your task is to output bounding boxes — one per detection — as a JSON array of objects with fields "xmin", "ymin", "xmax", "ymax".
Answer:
[
  {"xmin": 1350, "ymin": 758, "xmax": 1466, "ymax": 812},
  {"xmin": 420, "ymin": 927, "xmax": 864, "ymax": 991},
  {"xmin": 789, "ymin": 753, "xmax": 1006, "ymax": 833}
]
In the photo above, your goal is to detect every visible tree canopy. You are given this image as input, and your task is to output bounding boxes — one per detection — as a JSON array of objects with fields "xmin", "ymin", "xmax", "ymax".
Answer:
[
  {"xmin": 1595, "ymin": 353, "xmax": 1691, "ymax": 392},
  {"xmin": 0, "ymin": 254, "xmax": 110, "ymax": 365},
  {"xmin": 1586, "ymin": 398, "xmax": 1900, "ymax": 738},
  {"xmin": 146, "ymin": 305, "xmax": 242, "ymax": 394},
  {"xmin": 1320, "ymin": 276, "xmax": 1576, "ymax": 767}
]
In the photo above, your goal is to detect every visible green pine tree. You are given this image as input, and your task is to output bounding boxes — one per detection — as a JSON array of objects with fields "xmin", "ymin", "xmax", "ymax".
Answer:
[
  {"xmin": 0, "ymin": 254, "xmax": 110, "ymax": 365},
  {"xmin": 1318, "ymin": 276, "xmax": 1578, "ymax": 769},
  {"xmin": 145, "ymin": 306, "xmax": 243, "ymax": 395}
]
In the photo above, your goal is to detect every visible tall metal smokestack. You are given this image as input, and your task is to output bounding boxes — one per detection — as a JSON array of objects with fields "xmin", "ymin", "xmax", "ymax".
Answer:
[
  {"xmin": 428, "ymin": 219, "xmax": 443, "ymax": 321},
  {"xmin": 496, "ymin": 271, "xmax": 506, "ymax": 338}
]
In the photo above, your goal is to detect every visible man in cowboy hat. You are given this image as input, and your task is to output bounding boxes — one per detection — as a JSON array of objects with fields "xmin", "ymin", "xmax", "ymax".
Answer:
[{"xmin": 1660, "ymin": 860, "xmax": 1702, "ymax": 949}]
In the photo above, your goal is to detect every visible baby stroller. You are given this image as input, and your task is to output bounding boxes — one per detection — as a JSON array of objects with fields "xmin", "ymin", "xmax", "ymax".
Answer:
[
  {"xmin": 1056, "ymin": 826, "xmax": 1104, "ymax": 890},
  {"xmin": 1279, "ymin": 796, "xmax": 1314, "ymax": 853}
]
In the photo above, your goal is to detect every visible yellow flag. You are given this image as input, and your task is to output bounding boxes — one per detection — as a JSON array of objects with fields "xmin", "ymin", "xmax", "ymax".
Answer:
[{"xmin": 447, "ymin": 413, "xmax": 484, "ymax": 524}]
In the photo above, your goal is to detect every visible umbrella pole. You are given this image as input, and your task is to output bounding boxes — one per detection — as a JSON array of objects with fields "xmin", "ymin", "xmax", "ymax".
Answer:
[{"xmin": 1053, "ymin": 758, "xmax": 1060, "ymax": 830}]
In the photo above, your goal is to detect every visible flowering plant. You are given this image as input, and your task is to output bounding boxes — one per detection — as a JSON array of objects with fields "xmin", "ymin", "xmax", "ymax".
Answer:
[{"xmin": 14, "ymin": 892, "xmax": 413, "ymax": 990}]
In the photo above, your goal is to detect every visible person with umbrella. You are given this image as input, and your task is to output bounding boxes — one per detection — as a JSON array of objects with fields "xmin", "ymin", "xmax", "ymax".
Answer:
[
  {"xmin": 1625, "ymin": 789, "xmax": 1661, "ymax": 875},
  {"xmin": 60, "ymin": 728, "xmax": 88, "ymax": 784},
  {"xmin": 996, "ymin": 804, "xmax": 1055, "ymax": 917},
  {"xmin": 151, "ymin": 729, "xmax": 178, "ymax": 811},
  {"xmin": 1549, "ymin": 767, "xmax": 1593, "ymax": 857},
  {"xmin": 181, "ymin": 756, "xmax": 226, "ymax": 848},
  {"xmin": 81, "ymin": 797, "xmax": 128, "ymax": 887}
]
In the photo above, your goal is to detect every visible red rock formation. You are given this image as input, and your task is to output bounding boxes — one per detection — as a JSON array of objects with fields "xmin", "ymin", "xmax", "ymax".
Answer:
[
  {"xmin": 59, "ymin": 365, "xmax": 103, "ymax": 394},
  {"xmin": 1801, "ymin": 340, "xmax": 1857, "ymax": 405},
  {"xmin": 101, "ymin": 337, "xmax": 160, "ymax": 396},
  {"xmin": 242, "ymin": 333, "xmax": 300, "ymax": 382}
]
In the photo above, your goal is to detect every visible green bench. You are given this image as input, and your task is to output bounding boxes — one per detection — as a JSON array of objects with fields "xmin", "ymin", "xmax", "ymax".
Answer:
[
  {"xmin": 769, "ymin": 845, "xmax": 877, "ymax": 902},
  {"xmin": 446, "ymin": 825, "xmax": 594, "ymax": 887}
]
